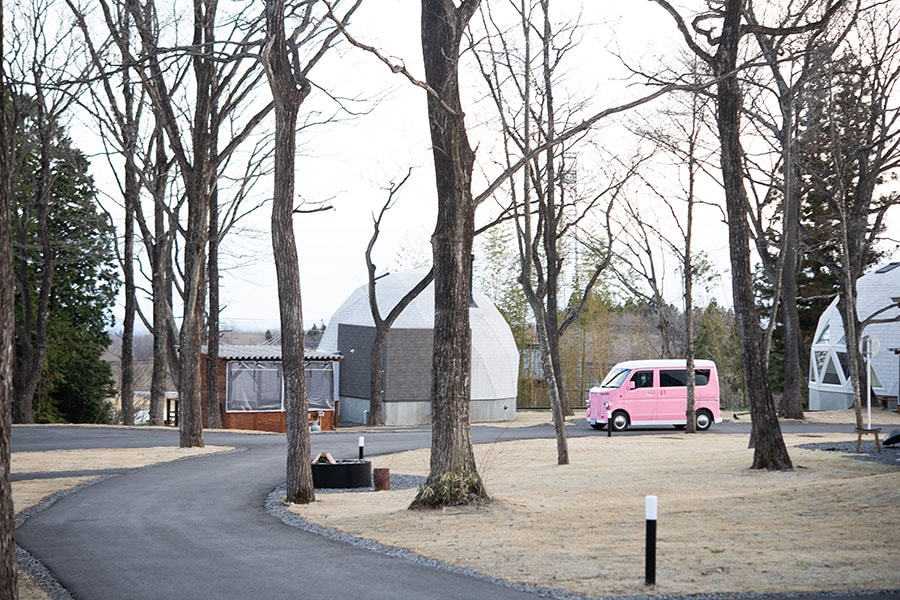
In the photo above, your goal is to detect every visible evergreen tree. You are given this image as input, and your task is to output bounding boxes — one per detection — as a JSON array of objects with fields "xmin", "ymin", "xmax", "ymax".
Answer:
[{"xmin": 11, "ymin": 95, "xmax": 119, "ymax": 423}]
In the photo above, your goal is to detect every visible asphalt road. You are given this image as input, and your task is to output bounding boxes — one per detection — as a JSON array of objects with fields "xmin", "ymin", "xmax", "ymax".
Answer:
[
  {"xmin": 14, "ymin": 423, "xmax": 569, "ymax": 600},
  {"xmin": 11, "ymin": 420, "xmax": 897, "ymax": 600}
]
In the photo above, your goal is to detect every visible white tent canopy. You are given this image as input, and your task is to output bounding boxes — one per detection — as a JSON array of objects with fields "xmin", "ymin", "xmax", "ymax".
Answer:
[
  {"xmin": 318, "ymin": 271, "xmax": 519, "ymax": 424},
  {"xmin": 808, "ymin": 263, "xmax": 900, "ymax": 410}
]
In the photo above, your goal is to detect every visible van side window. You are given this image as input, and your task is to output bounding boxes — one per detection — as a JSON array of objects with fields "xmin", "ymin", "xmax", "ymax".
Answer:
[
  {"xmin": 660, "ymin": 370, "xmax": 687, "ymax": 387},
  {"xmin": 660, "ymin": 368, "xmax": 711, "ymax": 387},
  {"xmin": 632, "ymin": 371, "xmax": 654, "ymax": 388},
  {"xmin": 694, "ymin": 369, "xmax": 710, "ymax": 386}
]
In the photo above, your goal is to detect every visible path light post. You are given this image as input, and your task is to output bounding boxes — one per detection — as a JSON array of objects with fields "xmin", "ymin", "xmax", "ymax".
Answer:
[
  {"xmin": 891, "ymin": 347, "xmax": 900, "ymax": 411},
  {"xmin": 645, "ymin": 495, "xmax": 657, "ymax": 586},
  {"xmin": 892, "ymin": 296, "xmax": 900, "ymax": 413},
  {"xmin": 358, "ymin": 436, "xmax": 365, "ymax": 460},
  {"xmin": 861, "ymin": 336, "xmax": 880, "ymax": 430}
]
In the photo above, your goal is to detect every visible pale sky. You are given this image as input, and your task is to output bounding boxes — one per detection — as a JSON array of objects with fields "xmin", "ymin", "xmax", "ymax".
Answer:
[
  {"xmin": 206, "ymin": 0, "xmax": 699, "ymax": 331},
  {"xmin": 80, "ymin": 1, "xmax": 897, "ymax": 334}
]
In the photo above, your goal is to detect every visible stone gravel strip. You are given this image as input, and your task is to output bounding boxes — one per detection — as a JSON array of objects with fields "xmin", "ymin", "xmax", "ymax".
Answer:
[{"xmin": 797, "ymin": 440, "xmax": 900, "ymax": 466}]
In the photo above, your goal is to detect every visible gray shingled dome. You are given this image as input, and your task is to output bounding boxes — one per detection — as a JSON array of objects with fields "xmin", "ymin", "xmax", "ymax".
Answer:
[{"xmin": 318, "ymin": 271, "xmax": 519, "ymax": 425}]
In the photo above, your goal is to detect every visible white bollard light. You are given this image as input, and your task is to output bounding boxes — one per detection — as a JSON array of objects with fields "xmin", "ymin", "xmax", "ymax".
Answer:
[{"xmin": 645, "ymin": 495, "xmax": 657, "ymax": 586}]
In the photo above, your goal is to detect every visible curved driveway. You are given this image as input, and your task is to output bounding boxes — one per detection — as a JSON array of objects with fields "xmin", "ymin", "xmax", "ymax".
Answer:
[{"xmin": 11, "ymin": 420, "xmax": 887, "ymax": 599}]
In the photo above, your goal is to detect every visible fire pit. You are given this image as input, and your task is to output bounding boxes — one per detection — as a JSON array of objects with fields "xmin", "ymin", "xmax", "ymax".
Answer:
[{"xmin": 311, "ymin": 453, "xmax": 372, "ymax": 489}]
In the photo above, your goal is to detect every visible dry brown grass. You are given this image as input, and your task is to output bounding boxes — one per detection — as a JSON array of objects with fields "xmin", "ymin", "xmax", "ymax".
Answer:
[{"xmin": 292, "ymin": 410, "xmax": 900, "ymax": 597}]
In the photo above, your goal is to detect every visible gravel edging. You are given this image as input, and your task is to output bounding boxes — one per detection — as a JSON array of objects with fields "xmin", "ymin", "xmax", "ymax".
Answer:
[
  {"xmin": 266, "ymin": 475, "xmax": 900, "ymax": 600},
  {"xmin": 797, "ymin": 440, "xmax": 900, "ymax": 466},
  {"xmin": 16, "ymin": 545, "xmax": 74, "ymax": 600}
]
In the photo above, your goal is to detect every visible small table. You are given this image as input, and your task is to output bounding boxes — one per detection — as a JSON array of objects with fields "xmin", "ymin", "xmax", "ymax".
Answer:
[{"xmin": 855, "ymin": 428, "xmax": 882, "ymax": 453}]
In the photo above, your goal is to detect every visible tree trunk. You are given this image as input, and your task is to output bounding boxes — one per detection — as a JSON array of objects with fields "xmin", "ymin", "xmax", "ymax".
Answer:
[
  {"xmin": 150, "ymin": 285, "xmax": 169, "ymax": 426},
  {"xmin": 178, "ymin": 219, "xmax": 206, "ymax": 447},
  {"xmin": 149, "ymin": 127, "xmax": 172, "ymax": 426},
  {"xmin": 411, "ymin": 0, "xmax": 487, "ymax": 508},
  {"xmin": 366, "ymin": 261, "xmax": 432, "ymax": 426},
  {"xmin": 778, "ymin": 73, "xmax": 804, "ymax": 420},
  {"xmin": 207, "ymin": 185, "xmax": 222, "ymax": 429},
  {"xmin": 119, "ymin": 17, "xmax": 138, "ymax": 427},
  {"xmin": 120, "ymin": 114, "xmax": 137, "ymax": 427},
  {"xmin": 0, "ymin": 0, "xmax": 20, "ymax": 590},
  {"xmin": 685, "ymin": 124, "xmax": 697, "ymax": 434},
  {"xmin": 531, "ymin": 298, "xmax": 569, "ymax": 464},
  {"xmin": 507, "ymin": 0, "xmax": 570, "ymax": 464},
  {"xmin": 837, "ymin": 262, "xmax": 864, "ymax": 429},
  {"xmin": 369, "ymin": 328, "xmax": 387, "ymax": 426},
  {"xmin": 176, "ymin": 0, "xmax": 221, "ymax": 448},
  {"xmin": 715, "ymin": 0, "xmax": 792, "ymax": 470},
  {"xmin": 263, "ymin": 0, "xmax": 315, "ymax": 505},
  {"xmin": 779, "ymin": 166, "xmax": 804, "ymax": 420},
  {"xmin": 545, "ymin": 251, "xmax": 572, "ymax": 416},
  {"xmin": 539, "ymin": 0, "xmax": 572, "ymax": 418}
]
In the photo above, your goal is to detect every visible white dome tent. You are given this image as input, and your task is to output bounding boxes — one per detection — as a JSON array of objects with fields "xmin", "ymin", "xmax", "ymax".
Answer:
[
  {"xmin": 808, "ymin": 262, "xmax": 900, "ymax": 411},
  {"xmin": 317, "ymin": 271, "xmax": 519, "ymax": 425}
]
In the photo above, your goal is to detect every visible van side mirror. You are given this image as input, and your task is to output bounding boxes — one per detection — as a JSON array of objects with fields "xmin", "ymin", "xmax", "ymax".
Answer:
[{"xmin": 627, "ymin": 381, "xmax": 636, "ymax": 390}]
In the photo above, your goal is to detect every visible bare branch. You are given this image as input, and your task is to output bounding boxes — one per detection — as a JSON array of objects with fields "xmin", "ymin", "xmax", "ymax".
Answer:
[{"xmin": 320, "ymin": 0, "xmax": 459, "ymax": 117}]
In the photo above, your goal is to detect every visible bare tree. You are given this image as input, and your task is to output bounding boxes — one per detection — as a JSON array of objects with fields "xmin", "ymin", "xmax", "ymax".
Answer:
[
  {"xmin": 365, "ymin": 171, "xmax": 433, "ymax": 426},
  {"xmin": 0, "ymin": 0, "xmax": 19, "ymax": 592},
  {"xmin": 797, "ymin": 1, "xmax": 900, "ymax": 427},
  {"xmin": 70, "ymin": 1, "xmax": 178, "ymax": 427},
  {"xmin": 628, "ymin": 75, "xmax": 717, "ymax": 431},
  {"xmin": 739, "ymin": 0, "xmax": 859, "ymax": 420},
  {"xmin": 263, "ymin": 0, "xmax": 313, "ymax": 504},
  {"xmin": 144, "ymin": 121, "xmax": 176, "ymax": 426},
  {"xmin": 263, "ymin": 0, "xmax": 360, "ymax": 504},
  {"xmin": 410, "ymin": 0, "xmax": 489, "ymax": 507},
  {"xmin": 610, "ymin": 196, "xmax": 679, "ymax": 359},
  {"xmin": 89, "ymin": 0, "xmax": 281, "ymax": 444},
  {"xmin": 325, "ymin": 0, "xmax": 721, "ymax": 479},
  {"xmin": 206, "ymin": 174, "xmax": 221, "ymax": 429},
  {"xmin": 67, "ymin": 0, "xmax": 146, "ymax": 426},
  {"xmin": 649, "ymin": 0, "xmax": 846, "ymax": 469},
  {"xmin": 93, "ymin": 0, "xmax": 216, "ymax": 446},
  {"xmin": 473, "ymin": 0, "xmax": 628, "ymax": 464}
]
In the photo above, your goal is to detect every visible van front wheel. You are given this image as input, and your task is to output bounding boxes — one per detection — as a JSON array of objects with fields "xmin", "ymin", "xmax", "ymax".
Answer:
[
  {"xmin": 611, "ymin": 411, "xmax": 629, "ymax": 432},
  {"xmin": 695, "ymin": 410, "xmax": 713, "ymax": 431}
]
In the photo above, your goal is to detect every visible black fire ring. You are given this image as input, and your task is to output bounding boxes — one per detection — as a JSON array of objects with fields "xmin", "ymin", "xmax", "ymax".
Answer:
[{"xmin": 312, "ymin": 460, "xmax": 373, "ymax": 489}]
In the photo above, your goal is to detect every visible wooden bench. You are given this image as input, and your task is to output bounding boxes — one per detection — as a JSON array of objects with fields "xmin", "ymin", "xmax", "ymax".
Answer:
[{"xmin": 855, "ymin": 427, "xmax": 882, "ymax": 453}]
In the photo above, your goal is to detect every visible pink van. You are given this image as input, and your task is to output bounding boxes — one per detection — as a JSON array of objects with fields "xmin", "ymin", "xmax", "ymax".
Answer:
[{"xmin": 585, "ymin": 359, "xmax": 722, "ymax": 432}]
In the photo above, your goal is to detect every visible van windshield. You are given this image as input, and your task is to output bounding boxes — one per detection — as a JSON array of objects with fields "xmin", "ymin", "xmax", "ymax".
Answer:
[{"xmin": 600, "ymin": 368, "xmax": 631, "ymax": 388}]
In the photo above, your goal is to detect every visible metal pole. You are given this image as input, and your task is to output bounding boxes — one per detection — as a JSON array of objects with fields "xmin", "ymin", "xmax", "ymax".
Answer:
[
  {"xmin": 358, "ymin": 436, "xmax": 365, "ymax": 460},
  {"xmin": 645, "ymin": 495, "xmax": 657, "ymax": 586},
  {"xmin": 866, "ymin": 339, "xmax": 872, "ymax": 430}
]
